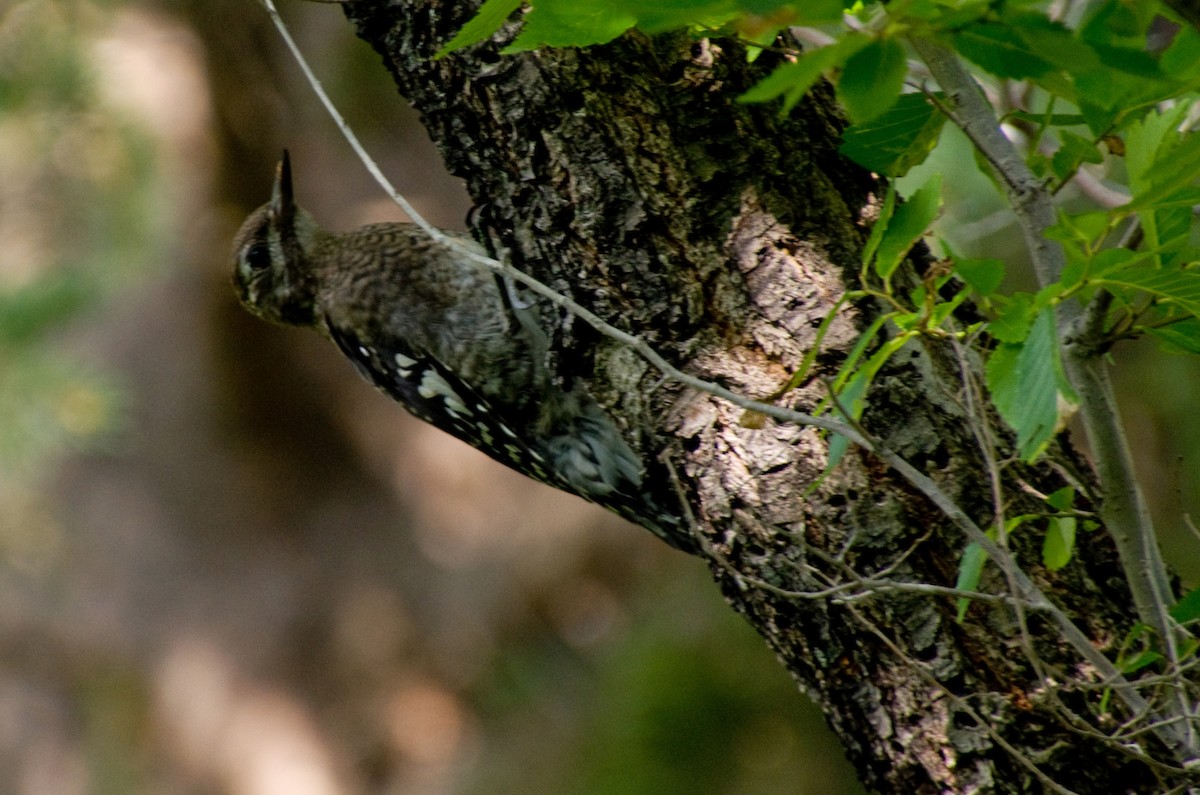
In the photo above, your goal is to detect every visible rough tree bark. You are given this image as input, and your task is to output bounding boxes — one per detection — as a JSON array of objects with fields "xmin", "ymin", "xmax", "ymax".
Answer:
[{"xmin": 340, "ymin": 2, "xmax": 1184, "ymax": 792}]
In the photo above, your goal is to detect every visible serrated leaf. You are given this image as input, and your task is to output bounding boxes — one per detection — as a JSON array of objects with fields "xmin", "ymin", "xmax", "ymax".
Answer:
[
  {"xmin": 1155, "ymin": 207, "xmax": 1194, "ymax": 256},
  {"xmin": 988, "ymin": 293, "xmax": 1034, "ymax": 342},
  {"xmin": 837, "ymin": 38, "xmax": 907, "ymax": 123},
  {"xmin": 738, "ymin": 57, "xmax": 822, "ymax": 104},
  {"xmin": 1123, "ymin": 105, "xmax": 1197, "ymax": 261},
  {"xmin": 839, "ymin": 92, "xmax": 947, "ymax": 176},
  {"xmin": 1124, "ymin": 105, "xmax": 1191, "ymax": 195},
  {"xmin": 1051, "ymin": 130, "xmax": 1103, "ymax": 182},
  {"xmin": 952, "ymin": 257, "xmax": 1005, "ymax": 296},
  {"xmin": 436, "ymin": 0, "xmax": 523, "ymax": 58},
  {"xmin": 1072, "ymin": 61, "xmax": 1173, "ymax": 125},
  {"xmin": 1145, "ymin": 319, "xmax": 1200, "ymax": 355},
  {"xmin": 1042, "ymin": 516, "xmax": 1076, "ymax": 570},
  {"xmin": 873, "ymin": 174, "xmax": 941, "ymax": 279},
  {"xmin": 1097, "ymin": 268, "xmax": 1200, "ymax": 319},
  {"xmin": 1091, "ymin": 248, "xmax": 1147, "ymax": 279},
  {"xmin": 504, "ymin": 2, "xmax": 636, "ymax": 51},
  {"xmin": 1128, "ymin": 128, "xmax": 1200, "ymax": 213},
  {"xmin": 954, "ymin": 22, "xmax": 1056, "ymax": 80},
  {"xmin": 986, "ymin": 307, "xmax": 1059, "ymax": 461},
  {"xmin": 1013, "ymin": 18, "xmax": 1101, "ymax": 75}
]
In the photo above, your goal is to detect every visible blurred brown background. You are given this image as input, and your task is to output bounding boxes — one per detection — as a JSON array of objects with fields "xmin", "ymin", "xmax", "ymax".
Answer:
[{"xmin": 3, "ymin": 2, "xmax": 1198, "ymax": 794}]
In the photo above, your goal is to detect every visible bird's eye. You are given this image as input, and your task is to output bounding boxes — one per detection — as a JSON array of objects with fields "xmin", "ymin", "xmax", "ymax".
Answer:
[{"xmin": 244, "ymin": 242, "xmax": 272, "ymax": 272}]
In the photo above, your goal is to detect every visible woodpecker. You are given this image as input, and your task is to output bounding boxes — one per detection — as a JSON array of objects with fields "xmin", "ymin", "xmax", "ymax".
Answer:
[{"xmin": 231, "ymin": 151, "xmax": 693, "ymax": 552}]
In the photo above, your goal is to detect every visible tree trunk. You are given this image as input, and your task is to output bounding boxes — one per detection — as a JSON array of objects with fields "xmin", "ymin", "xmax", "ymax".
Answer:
[{"xmin": 341, "ymin": 2, "xmax": 1179, "ymax": 791}]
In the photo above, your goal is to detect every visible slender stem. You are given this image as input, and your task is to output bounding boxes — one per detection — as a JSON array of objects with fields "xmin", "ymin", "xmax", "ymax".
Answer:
[
  {"xmin": 911, "ymin": 39, "xmax": 1072, "ymax": 307},
  {"xmin": 912, "ymin": 36, "xmax": 1196, "ymax": 758}
]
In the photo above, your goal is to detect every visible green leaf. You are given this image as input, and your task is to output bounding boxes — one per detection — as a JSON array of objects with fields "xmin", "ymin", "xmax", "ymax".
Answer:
[
  {"xmin": 779, "ymin": 294, "xmax": 850, "ymax": 395},
  {"xmin": 1012, "ymin": 17, "xmax": 1101, "ymax": 76},
  {"xmin": 1127, "ymin": 125, "xmax": 1200, "ymax": 213},
  {"xmin": 1097, "ymin": 268, "xmax": 1200, "ymax": 319},
  {"xmin": 836, "ymin": 38, "xmax": 907, "ymax": 123},
  {"xmin": 825, "ymin": 371, "xmax": 870, "ymax": 471},
  {"xmin": 1073, "ymin": 61, "xmax": 1174, "ymax": 127},
  {"xmin": 986, "ymin": 307, "xmax": 1060, "ymax": 461},
  {"xmin": 1050, "ymin": 130, "xmax": 1103, "ymax": 182},
  {"xmin": 505, "ymin": 1, "xmax": 636, "ymax": 51},
  {"xmin": 1170, "ymin": 586, "xmax": 1200, "ymax": 624},
  {"xmin": 1161, "ymin": 28, "xmax": 1200, "ymax": 80},
  {"xmin": 988, "ymin": 293, "xmax": 1035, "ymax": 343},
  {"xmin": 1045, "ymin": 485, "xmax": 1075, "ymax": 512},
  {"xmin": 1043, "ymin": 487, "xmax": 1077, "ymax": 571},
  {"xmin": 1080, "ymin": 0, "xmax": 1156, "ymax": 49},
  {"xmin": 1048, "ymin": 210, "xmax": 1111, "ymax": 247},
  {"xmin": 1145, "ymin": 319, "xmax": 1200, "ymax": 355},
  {"xmin": 831, "ymin": 335, "xmax": 909, "ymax": 417},
  {"xmin": 928, "ymin": 288, "xmax": 968, "ymax": 329},
  {"xmin": 952, "ymin": 257, "xmax": 1005, "ymax": 297},
  {"xmin": 630, "ymin": 1, "xmax": 740, "ymax": 33},
  {"xmin": 873, "ymin": 174, "xmax": 941, "ymax": 279},
  {"xmin": 1124, "ymin": 104, "xmax": 1191, "ymax": 197},
  {"xmin": 1090, "ymin": 247, "xmax": 1148, "ymax": 279},
  {"xmin": 955, "ymin": 541, "xmax": 987, "ymax": 622},
  {"xmin": 1042, "ymin": 516, "xmax": 1076, "ymax": 570},
  {"xmin": 861, "ymin": 184, "xmax": 896, "ymax": 269},
  {"xmin": 823, "ymin": 332, "xmax": 911, "ymax": 471},
  {"xmin": 739, "ymin": 34, "xmax": 869, "ymax": 114},
  {"xmin": 1123, "ymin": 105, "xmax": 1198, "ymax": 261},
  {"xmin": 953, "ymin": 22, "xmax": 1056, "ymax": 80},
  {"xmin": 1154, "ymin": 207, "xmax": 1194, "ymax": 261},
  {"xmin": 828, "ymin": 312, "xmax": 890, "ymax": 395},
  {"xmin": 1119, "ymin": 648, "xmax": 1165, "ymax": 673},
  {"xmin": 839, "ymin": 92, "xmax": 947, "ymax": 176},
  {"xmin": 780, "ymin": 0, "xmax": 845, "ymax": 25},
  {"xmin": 435, "ymin": 0, "xmax": 523, "ymax": 58}
]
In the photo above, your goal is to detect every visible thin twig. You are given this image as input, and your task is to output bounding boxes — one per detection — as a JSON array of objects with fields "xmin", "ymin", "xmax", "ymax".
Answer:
[
  {"xmin": 910, "ymin": 35, "xmax": 1197, "ymax": 762},
  {"xmin": 951, "ymin": 339, "xmax": 1052, "ymax": 690},
  {"xmin": 834, "ymin": 595, "xmax": 1084, "ymax": 795}
]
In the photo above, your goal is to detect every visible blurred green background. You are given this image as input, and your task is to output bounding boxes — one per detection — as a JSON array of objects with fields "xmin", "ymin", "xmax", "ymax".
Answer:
[
  {"xmin": 2, "ymin": 2, "xmax": 1197, "ymax": 794},
  {"xmin": 0, "ymin": 1, "xmax": 864, "ymax": 793}
]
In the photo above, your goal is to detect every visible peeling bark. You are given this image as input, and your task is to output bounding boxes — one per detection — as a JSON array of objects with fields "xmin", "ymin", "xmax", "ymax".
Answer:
[{"xmin": 340, "ymin": 2, "xmax": 1181, "ymax": 791}]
